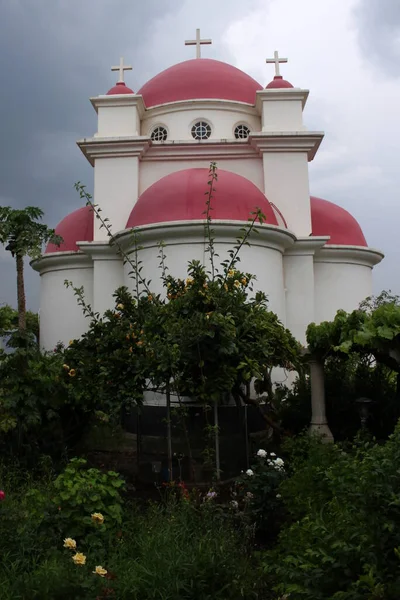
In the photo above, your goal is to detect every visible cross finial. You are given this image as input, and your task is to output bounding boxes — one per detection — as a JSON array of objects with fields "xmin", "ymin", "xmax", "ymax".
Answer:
[
  {"xmin": 185, "ymin": 28, "xmax": 212, "ymax": 59},
  {"xmin": 266, "ymin": 50, "xmax": 288, "ymax": 77},
  {"xmin": 111, "ymin": 57, "xmax": 132, "ymax": 84}
]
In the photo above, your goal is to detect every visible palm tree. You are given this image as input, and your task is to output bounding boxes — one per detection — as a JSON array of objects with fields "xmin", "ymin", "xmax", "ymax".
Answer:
[{"xmin": 0, "ymin": 206, "xmax": 61, "ymax": 335}]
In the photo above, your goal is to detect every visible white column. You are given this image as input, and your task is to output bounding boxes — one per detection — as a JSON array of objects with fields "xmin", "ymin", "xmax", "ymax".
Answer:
[
  {"xmin": 284, "ymin": 238, "xmax": 328, "ymax": 344},
  {"xmin": 78, "ymin": 243, "xmax": 124, "ymax": 315},
  {"xmin": 309, "ymin": 357, "xmax": 334, "ymax": 442},
  {"xmin": 93, "ymin": 156, "xmax": 140, "ymax": 240},
  {"xmin": 262, "ymin": 152, "xmax": 312, "ymax": 235}
]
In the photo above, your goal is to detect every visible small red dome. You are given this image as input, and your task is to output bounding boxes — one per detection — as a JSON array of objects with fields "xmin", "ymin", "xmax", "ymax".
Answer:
[
  {"xmin": 311, "ymin": 196, "xmax": 367, "ymax": 246},
  {"xmin": 137, "ymin": 59, "xmax": 262, "ymax": 108},
  {"xmin": 45, "ymin": 206, "xmax": 94, "ymax": 253},
  {"xmin": 127, "ymin": 169, "xmax": 278, "ymax": 228},
  {"xmin": 266, "ymin": 75, "xmax": 294, "ymax": 89},
  {"xmin": 106, "ymin": 82, "xmax": 134, "ymax": 95}
]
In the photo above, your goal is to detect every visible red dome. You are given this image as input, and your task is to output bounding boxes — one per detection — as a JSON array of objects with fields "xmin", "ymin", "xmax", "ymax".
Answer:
[
  {"xmin": 106, "ymin": 82, "xmax": 134, "ymax": 95},
  {"xmin": 137, "ymin": 59, "xmax": 262, "ymax": 108},
  {"xmin": 45, "ymin": 206, "xmax": 94, "ymax": 253},
  {"xmin": 266, "ymin": 75, "xmax": 294, "ymax": 89},
  {"xmin": 127, "ymin": 169, "xmax": 278, "ymax": 228},
  {"xmin": 311, "ymin": 196, "xmax": 367, "ymax": 246}
]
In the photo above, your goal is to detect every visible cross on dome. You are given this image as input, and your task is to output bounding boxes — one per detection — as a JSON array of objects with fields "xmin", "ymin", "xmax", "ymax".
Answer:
[
  {"xmin": 111, "ymin": 57, "xmax": 132, "ymax": 84},
  {"xmin": 185, "ymin": 28, "xmax": 212, "ymax": 59},
  {"xmin": 266, "ymin": 50, "xmax": 288, "ymax": 77}
]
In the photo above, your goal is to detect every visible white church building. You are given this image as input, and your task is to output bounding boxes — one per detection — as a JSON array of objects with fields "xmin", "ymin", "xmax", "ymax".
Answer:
[{"xmin": 33, "ymin": 32, "xmax": 383, "ymax": 351}]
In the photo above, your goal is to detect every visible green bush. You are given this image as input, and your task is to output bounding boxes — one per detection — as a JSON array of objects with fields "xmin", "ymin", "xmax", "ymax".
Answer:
[
  {"xmin": 52, "ymin": 458, "xmax": 125, "ymax": 539},
  {"xmin": 0, "ymin": 462, "xmax": 264, "ymax": 599},
  {"xmin": 262, "ymin": 423, "xmax": 400, "ymax": 599}
]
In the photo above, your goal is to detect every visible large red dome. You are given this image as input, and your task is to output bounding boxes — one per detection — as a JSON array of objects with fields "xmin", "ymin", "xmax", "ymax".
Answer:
[
  {"xmin": 45, "ymin": 206, "xmax": 93, "ymax": 254},
  {"xmin": 137, "ymin": 59, "xmax": 263, "ymax": 108},
  {"xmin": 127, "ymin": 169, "xmax": 278, "ymax": 228},
  {"xmin": 311, "ymin": 196, "xmax": 367, "ymax": 246}
]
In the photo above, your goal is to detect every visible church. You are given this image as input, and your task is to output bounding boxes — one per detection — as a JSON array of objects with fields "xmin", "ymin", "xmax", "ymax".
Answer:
[{"xmin": 33, "ymin": 31, "xmax": 383, "ymax": 351}]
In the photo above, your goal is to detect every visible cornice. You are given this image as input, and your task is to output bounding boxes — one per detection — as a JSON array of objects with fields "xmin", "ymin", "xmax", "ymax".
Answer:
[
  {"xmin": 90, "ymin": 94, "xmax": 146, "ymax": 117},
  {"xmin": 314, "ymin": 245, "xmax": 384, "ymax": 268},
  {"xmin": 249, "ymin": 131, "xmax": 324, "ymax": 161},
  {"xmin": 142, "ymin": 139, "xmax": 258, "ymax": 161},
  {"xmin": 256, "ymin": 88, "xmax": 309, "ymax": 111},
  {"xmin": 77, "ymin": 241, "xmax": 120, "ymax": 260},
  {"xmin": 77, "ymin": 136, "xmax": 151, "ymax": 166},
  {"xmin": 284, "ymin": 237, "xmax": 330, "ymax": 256},
  {"xmin": 31, "ymin": 252, "xmax": 93, "ymax": 275},
  {"xmin": 114, "ymin": 220, "xmax": 296, "ymax": 254}
]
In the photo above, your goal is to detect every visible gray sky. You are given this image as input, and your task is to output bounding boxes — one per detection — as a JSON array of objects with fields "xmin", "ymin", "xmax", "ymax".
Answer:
[{"xmin": 0, "ymin": 0, "xmax": 399, "ymax": 311}]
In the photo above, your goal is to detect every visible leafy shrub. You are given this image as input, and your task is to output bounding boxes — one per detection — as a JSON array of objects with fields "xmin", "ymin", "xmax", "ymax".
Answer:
[
  {"xmin": 52, "ymin": 458, "xmax": 125, "ymax": 539},
  {"xmin": 262, "ymin": 423, "xmax": 400, "ymax": 599}
]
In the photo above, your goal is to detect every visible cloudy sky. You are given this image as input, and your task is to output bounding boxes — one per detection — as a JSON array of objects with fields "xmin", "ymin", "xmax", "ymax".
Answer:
[{"xmin": 0, "ymin": 0, "xmax": 399, "ymax": 311}]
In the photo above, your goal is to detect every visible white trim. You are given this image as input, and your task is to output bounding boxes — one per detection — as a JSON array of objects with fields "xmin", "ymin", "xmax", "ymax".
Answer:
[
  {"xmin": 114, "ymin": 220, "xmax": 296, "ymax": 254},
  {"xmin": 314, "ymin": 245, "xmax": 384, "ymax": 268},
  {"xmin": 31, "ymin": 252, "xmax": 93, "ymax": 275}
]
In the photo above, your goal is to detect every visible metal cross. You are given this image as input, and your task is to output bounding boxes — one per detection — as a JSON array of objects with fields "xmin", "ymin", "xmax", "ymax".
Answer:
[
  {"xmin": 111, "ymin": 57, "xmax": 132, "ymax": 84},
  {"xmin": 185, "ymin": 28, "xmax": 212, "ymax": 59},
  {"xmin": 266, "ymin": 50, "xmax": 288, "ymax": 77}
]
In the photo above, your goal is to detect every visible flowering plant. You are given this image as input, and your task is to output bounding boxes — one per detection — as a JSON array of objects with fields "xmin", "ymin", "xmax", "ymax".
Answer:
[{"xmin": 234, "ymin": 449, "xmax": 287, "ymax": 536}]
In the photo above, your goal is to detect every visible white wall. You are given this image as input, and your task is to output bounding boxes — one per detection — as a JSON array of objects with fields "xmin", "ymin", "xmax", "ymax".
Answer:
[
  {"xmin": 38, "ymin": 258, "xmax": 94, "ymax": 350},
  {"xmin": 262, "ymin": 99, "xmax": 304, "ymax": 132},
  {"xmin": 139, "ymin": 157, "xmax": 264, "ymax": 196},
  {"xmin": 141, "ymin": 105, "xmax": 261, "ymax": 141},
  {"xmin": 97, "ymin": 106, "xmax": 140, "ymax": 137}
]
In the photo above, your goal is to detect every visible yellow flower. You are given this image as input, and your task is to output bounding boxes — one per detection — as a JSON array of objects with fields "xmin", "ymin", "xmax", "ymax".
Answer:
[
  {"xmin": 117, "ymin": 303, "xmax": 124, "ymax": 310},
  {"xmin": 68, "ymin": 369, "xmax": 76, "ymax": 377},
  {"xmin": 185, "ymin": 277, "xmax": 193, "ymax": 286},
  {"xmin": 63, "ymin": 537, "xmax": 76, "ymax": 550},
  {"xmin": 93, "ymin": 565, "xmax": 108, "ymax": 577},
  {"xmin": 224, "ymin": 284, "xmax": 228, "ymax": 291},
  {"xmin": 62, "ymin": 364, "xmax": 70, "ymax": 371},
  {"xmin": 72, "ymin": 552, "xmax": 86, "ymax": 566},
  {"xmin": 241, "ymin": 277, "xmax": 247, "ymax": 285},
  {"xmin": 68, "ymin": 340, "xmax": 74, "ymax": 346},
  {"xmin": 228, "ymin": 269, "xmax": 235, "ymax": 278},
  {"xmin": 148, "ymin": 294, "xmax": 153, "ymax": 301},
  {"xmin": 234, "ymin": 280, "xmax": 240, "ymax": 288},
  {"xmin": 91, "ymin": 512, "xmax": 104, "ymax": 525}
]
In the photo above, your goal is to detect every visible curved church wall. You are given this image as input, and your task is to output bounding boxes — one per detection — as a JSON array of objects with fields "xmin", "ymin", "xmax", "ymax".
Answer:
[
  {"xmin": 34, "ymin": 254, "xmax": 94, "ymax": 350},
  {"xmin": 313, "ymin": 247, "xmax": 382, "ymax": 324},
  {"xmin": 120, "ymin": 222, "xmax": 292, "ymax": 325}
]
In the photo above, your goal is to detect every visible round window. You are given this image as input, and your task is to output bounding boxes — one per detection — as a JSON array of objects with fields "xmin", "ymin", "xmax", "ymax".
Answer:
[
  {"xmin": 234, "ymin": 124, "xmax": 251, "ymax": 139},
  {"xmin": 191, "ymin": 121, "xmax": 212, "ymax": 140},
  {"xmin": 151, "ymin": 126, "xmax": 168, "ymax": 142}
]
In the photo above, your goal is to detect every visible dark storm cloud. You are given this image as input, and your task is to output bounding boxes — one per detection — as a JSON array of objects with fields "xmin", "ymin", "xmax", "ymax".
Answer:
[
  {"xmin": 0, "ymin": 0, "xmax": 182, "ymax": 308},
  {"xmin": 355, "ymin": 0, "xmax": 400, "ymax": 76}
]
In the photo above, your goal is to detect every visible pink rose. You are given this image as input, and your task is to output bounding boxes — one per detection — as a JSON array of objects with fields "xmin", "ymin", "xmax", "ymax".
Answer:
[{"xmin": 0, "ymin": 490, "xmax": 5, "ymax": 501}]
